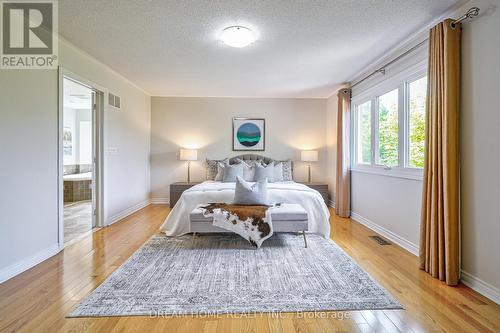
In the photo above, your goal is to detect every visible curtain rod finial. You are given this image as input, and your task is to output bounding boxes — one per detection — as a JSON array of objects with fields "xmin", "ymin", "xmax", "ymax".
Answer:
[{"xmin": 451, "ymin": 7, "xmax": 480, "ymax": 28}]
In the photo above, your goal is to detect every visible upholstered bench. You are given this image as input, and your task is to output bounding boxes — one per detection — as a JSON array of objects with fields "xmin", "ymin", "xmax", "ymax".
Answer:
[{"xmin": 190, "ymin": 203, "xmax": 309, "ymax": 247}]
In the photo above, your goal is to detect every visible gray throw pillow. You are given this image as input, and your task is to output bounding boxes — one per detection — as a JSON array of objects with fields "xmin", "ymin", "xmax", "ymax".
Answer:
[
  {"xmin": 214, "ymin": 160, "xmax": 229, "ymax": 181},
  {"xmin": 205, "ymin": 158, "xmax": 228, "ymax": 180},
  {"xmin": 274, "ymin": 162, "xmax": 284, "ymax": 182},
  {"xmin": 233, "ymin": 176, "xmax": 268, "ymax": 205},
  {"xmin": 254, "ymin": 162, "xmax": 275, "ymax": 182},
  {"xmin": 222, "ymin": 163, "xmax": 244, "ymax": 182},
  {"xmin": 272, "ymin": 159, "xmax": 293, "ymax": 181}
]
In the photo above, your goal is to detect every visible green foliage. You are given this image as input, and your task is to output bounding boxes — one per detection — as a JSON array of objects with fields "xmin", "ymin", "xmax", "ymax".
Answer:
[
  {"xmin": 359, "ymin": 106, "xmax": 371, "ymax": 163},
  {"xmin": 409, "ymin": 93, "xmax": 426, "ymax": 168},
  {"xmin": 356, "ymin": 78, "xmax": 426, "ymax": 169},
  {"xmin": 378, "ymin": 103, "xmax": 399, "ymax": 167}
]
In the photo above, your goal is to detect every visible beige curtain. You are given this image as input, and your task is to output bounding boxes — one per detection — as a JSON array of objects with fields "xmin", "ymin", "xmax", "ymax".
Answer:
[
  {"xmin": 335, "ymin": 88, "xmax": 351, "ymax": 218},
  {"xmin": 420, "ymin": 19, "xmax": 461, "ymax": 286}
]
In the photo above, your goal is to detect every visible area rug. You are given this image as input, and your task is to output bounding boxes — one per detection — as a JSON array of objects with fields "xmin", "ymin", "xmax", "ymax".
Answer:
[{"xmin": 69, "ymin": 233, "xmax": 402, "ymax": 317}]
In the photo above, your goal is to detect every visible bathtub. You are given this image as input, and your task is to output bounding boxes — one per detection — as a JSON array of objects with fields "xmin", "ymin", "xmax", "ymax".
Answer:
[
  {"xmin": 64, "ymin": 172, "xmax": 92, "ymax": 202},
  {"xmin": 63, "ymin": 172, "xmax": 92, "ymax": 181}
]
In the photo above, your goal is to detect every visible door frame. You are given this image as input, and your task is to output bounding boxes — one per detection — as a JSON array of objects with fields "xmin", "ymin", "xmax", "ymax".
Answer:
[{"xmin": 57, "ymin": 67, "xmax": 106, "ymax": 249}]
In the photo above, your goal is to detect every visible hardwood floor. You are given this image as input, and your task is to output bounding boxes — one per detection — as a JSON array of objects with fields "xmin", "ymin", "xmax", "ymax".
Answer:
[{"xmin": 0, "ymin": 205, "xmax": 498, "ymax": 333}]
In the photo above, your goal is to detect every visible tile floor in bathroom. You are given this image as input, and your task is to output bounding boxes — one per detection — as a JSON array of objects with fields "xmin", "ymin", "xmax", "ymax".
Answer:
[{"xmin": 64, "ymin": 201, "xmax": 93, "ymax": 244}]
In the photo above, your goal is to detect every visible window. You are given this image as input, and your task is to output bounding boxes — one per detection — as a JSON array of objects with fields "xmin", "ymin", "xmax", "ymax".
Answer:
[
  {"xmin": 357, "ymin": 101, "xmax": 372, "ymax": 164},
  {"xmin": 377, "ymin": 89, "xmax": 399, "ymax": 167},
  {"xmin": 408, "ymin": 77, "xmax": 427, "ymax": 168},
  {"xmin": 352, "ymin": 70, "xmax": 427, "ymax": 177}
]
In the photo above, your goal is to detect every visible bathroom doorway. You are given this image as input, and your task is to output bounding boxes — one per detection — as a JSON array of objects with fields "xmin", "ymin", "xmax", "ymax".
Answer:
[{"xmin": 59, "ymin": 73, "xmax": 104, "ymax": 246}]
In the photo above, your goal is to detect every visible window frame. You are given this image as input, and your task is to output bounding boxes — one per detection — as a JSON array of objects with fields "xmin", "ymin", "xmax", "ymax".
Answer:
[
  {"xmin": 374, "ymin": 86, "xmax": 402, "ymax": 168},
  {"xmin": 354, "ymin": 99, "xmax": 373, "ymax": 165},
  {"xmin": 404, "ymin": 72, "xmax": 428, "ymax": 171},
  {"xmin": 351, "ymin": 62, "xmax": 427, "ymax": 180}
]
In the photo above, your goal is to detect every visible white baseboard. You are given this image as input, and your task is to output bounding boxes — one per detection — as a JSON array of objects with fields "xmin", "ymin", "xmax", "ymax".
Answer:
[
  {"xmin": 151, "ymin": 197, "xmax": 169, "ymax": 204},
  {"xmin": 0, "ymin": 244, "xmax": 60, "ymax": 284},
  {"xmin": 106, "ymin": 199, "xmax": 151, "ymax": 226},
  {"xmin": 350, "ymin": 211, "xmax": 419, "ymax": 256},
  {"xmin": 461, "ymin": 270, "xmax": 500, "ymax": 305},
  {"xmin": 1, "ymin": 199, "xmax": 153, "ymax": 284},
  {"xmin": 349, "ymin": 213, "xmax": 499, "ymax": 305}
]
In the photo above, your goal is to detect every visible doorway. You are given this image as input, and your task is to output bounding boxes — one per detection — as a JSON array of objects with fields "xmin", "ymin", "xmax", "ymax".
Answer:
[{"xmin": 59, "ymin": 73, "xmax": 104, "ymax": 247}]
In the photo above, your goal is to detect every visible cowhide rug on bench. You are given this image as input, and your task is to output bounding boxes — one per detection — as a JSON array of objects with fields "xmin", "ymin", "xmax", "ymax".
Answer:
[{"xmin": 199, "ymin": 203, "xmax": 273, "ymax": 247}]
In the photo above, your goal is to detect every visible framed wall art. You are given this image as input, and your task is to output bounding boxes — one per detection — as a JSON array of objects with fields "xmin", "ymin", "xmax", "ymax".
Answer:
[{"xmin": 232, "ymin": 117, "xmax": 265, "ymax": 151}]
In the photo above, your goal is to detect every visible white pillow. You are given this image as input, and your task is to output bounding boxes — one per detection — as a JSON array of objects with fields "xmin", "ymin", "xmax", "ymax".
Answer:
[
  {"xmin": 273, "ymin": 159, "xmax": 293, "ymax": 181},
  {"xmin": 236, "ymin": 158, "xmax": 263, "ymax": 181},
  {"xmin": 254, "ymin": 162, "xmax": 275, "ymax": 182},
  {"xmin": 242, "ymin": 164, "xmax": 256, "ymax": 182},
  {"xmin": 222, "ymin": 163, "xmax": 244, "ymax": 182},
  {"xmin": 233, "ymin": 176, "xmax": 268, "ymax": 205},
  {"xmin": 274, "ymin": 162, "xmax": 284, "ymax": 182}
]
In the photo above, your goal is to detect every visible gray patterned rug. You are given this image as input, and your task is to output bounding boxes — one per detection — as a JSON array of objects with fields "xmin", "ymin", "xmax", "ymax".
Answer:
[{"xmin": 69, "ymin": 233, "xmax": 402, "ymax": 317}]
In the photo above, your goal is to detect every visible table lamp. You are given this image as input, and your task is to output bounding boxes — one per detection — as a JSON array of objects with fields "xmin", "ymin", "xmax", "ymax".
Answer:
[
  {"xmin": 301, "ymin": 150, "xmax": 318, "ymax": 183},
  {"xmin": 180, "ymin": 149, "xmax": 198, "ymax": 182}
]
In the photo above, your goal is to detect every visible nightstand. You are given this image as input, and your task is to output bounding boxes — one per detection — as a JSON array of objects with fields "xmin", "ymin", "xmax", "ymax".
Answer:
[
  {"xmin": 299, "ymin": 182, "xmax": 329, "ymax": 204},
  {"xmin": 170, "ymin": 182, "xmax": 201, "ymax": 208}
]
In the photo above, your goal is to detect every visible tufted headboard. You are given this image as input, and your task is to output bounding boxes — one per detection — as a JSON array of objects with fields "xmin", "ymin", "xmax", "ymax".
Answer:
[
  {"xmin": 229, "ymin": 154, "xmax": 272, "ymax": 165},
  {"xmin": 228, "ymin": 154, "xmax": 293, "ymax": 172}
]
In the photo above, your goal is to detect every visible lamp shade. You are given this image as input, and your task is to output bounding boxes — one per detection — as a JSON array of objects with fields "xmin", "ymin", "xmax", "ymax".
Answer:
[
  {"xmin": 301, "ymin": 150, "xmax": 318, "ymax": 162},
  {"xmin": 180, "ymin": 149, "xmax": 198, "ymax": 161}
]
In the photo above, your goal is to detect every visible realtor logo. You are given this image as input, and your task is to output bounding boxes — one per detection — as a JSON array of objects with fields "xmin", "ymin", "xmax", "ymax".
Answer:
[{"xmin": 1, "ymin": 0, "xmax": 58, "ymax": 69}]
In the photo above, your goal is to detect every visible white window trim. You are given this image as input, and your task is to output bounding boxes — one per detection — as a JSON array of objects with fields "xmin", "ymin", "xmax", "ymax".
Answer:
[
  {"xmin": 351, "ymin": 60, "xmax": 427, "ymax": 181},
  {"xmin": 353, "ymin": 99, "xmax": 372, "ymax": 165},
  {"xmin": 350, "ymin": 166, "xmax": 423, "ymax": 181},
  {"xmin": 373, "ymin": 86, "xmax": 400, "ymax": 168},
  {"xmin": 404, "ymin": 70, "xmax": 427, "ymax": 169}
]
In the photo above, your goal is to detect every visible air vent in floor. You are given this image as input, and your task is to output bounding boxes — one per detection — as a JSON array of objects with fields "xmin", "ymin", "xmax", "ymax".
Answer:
[{"xmin": 369, "ymin": 235, "xmax": 391, "ymax": 245}]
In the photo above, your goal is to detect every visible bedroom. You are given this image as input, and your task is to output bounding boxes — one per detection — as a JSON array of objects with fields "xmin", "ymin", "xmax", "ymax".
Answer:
[{"xmin": 0, "ymin": 0, "xmax": 499, "ymax": 332}]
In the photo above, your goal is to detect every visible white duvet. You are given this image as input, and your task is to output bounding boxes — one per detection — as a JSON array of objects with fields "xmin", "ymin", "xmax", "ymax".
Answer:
[{"xmin": 160, "ymin": 181, "xmax": 331, "ymax": 237}]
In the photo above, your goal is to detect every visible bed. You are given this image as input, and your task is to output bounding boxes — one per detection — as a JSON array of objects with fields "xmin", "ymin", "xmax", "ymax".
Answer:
[{"xmin": 159, "ymin": 155, "xmax": 331, "ymax": 238}]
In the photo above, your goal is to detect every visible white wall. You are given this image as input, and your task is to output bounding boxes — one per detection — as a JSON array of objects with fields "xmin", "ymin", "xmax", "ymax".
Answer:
[
  {"xmin": 349, "ymin": 39, "xmax": 428, "ymax": 255},
  {"xmin": 63, "ymin": 107, "xmax": 92, "ymax": 167},
  {"xmin": 460, "ymin": 0, "xmax": 500, "ymax": 302},
  {"xmin": 347, "ymin": 0, "xmax": 500, "ymax": 302},
  {"xmin": 351, "ymin": 172, "xmax": 422, "ymax": 253},
  {"xmin": 0, "ymin": 70, "xmax": 59, "ymax": 281},
  {"xmin": 63, "ymin": 107, "xmax": 77, "ymax": 165},
  {"xmin": 59, "ymin": 39, "xmax": 152, "ymax": 223},
  {"xmin": 78, "ymin": 119, "xmax": 92, "ymax": 165},
  {"xmin": 0, "ymin": 39, "xmax": 151, "ymax": 282},
  {"xmin": 150, "ymin": 97, "xmax": 327, "ymax": 202}
]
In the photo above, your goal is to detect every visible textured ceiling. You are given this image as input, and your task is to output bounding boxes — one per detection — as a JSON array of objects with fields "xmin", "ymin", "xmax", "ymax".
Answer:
[{"xmin": 59, "ymin": 0, "xmax": 460, "ymax": 98}]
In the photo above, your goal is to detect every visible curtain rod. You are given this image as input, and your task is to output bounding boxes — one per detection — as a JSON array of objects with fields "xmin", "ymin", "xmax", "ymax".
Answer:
[
  {"xmin": 451, "ymin": 7, "xmax": 480, "ymax": 28},
  {"xmin": 350, "ymin": 7, "xmax": 480, "ymax": 89}
]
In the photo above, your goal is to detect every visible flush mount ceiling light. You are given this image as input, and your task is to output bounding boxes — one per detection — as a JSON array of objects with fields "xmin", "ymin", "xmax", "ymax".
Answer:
[{"xmin": 220, "ymin": 26, "xmax": 256, "ymax": 48}]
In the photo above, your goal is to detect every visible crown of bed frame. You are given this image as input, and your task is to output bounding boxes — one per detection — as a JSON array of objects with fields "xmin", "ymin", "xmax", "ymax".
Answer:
[
  {"xmin": 228, "ymin": 154, "xmax": 273, "ymax": 164},
  {"xmin": 228, "ymin": 154, "xmax": 293, "ymax": 171}
]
